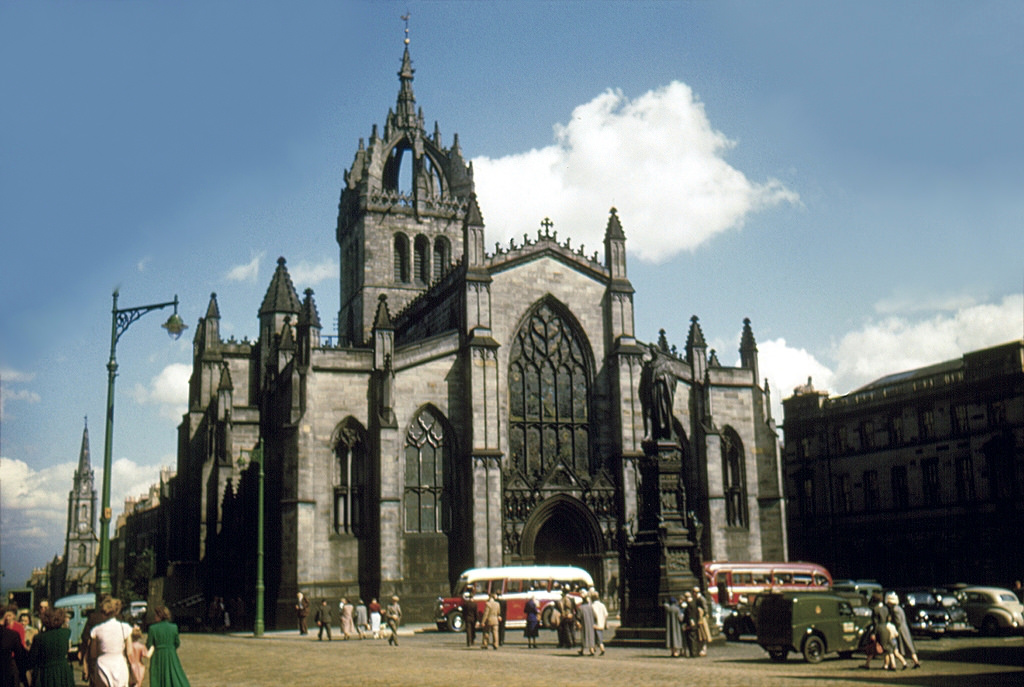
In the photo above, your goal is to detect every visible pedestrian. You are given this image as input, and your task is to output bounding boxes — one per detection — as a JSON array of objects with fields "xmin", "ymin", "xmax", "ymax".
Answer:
[
  {"xmin": 385, "ymin": 596, "xmax": 402, "ymax": 646},
  {"xmin": 78, "ymin": 594, "xmax": 109, "ymax": 686},
  {"xmin": 664, "ymin": 596, "xmax": 684, "ymax": 658},
  {"xmin": 0, "ymin": 621, "xmax": 28, "ymax": 687},
  {"xmin": 315, "ymin": 599, "xmax": 333, "ymax": 641},
  {"xmin": 576, "ymin": 593, "xmax": 596, "ymax": 656},
  {"xmin": 1, "ymin": 610, "xmax": 25, "ymax": 650},
  {"xmin": 497, "ymin": 595, "xmax": 508, "ymax": 646},
  {"xmin": 368, "ymin": 598, "xmax": 382, "ymax": 639},
  {"xmin": 557, "ymin": 591, "xmax": 577, "ymax": 649},
  {"xmin": 590, "ymin": 591, "xmax": 608, "ymax": 656},
  {"xmin": 460, "ymin": 592, "xmax": 478, "ymax": 647},
  {"xmin": 523, "ymin": 595, "xmax": 539, "ymax": 649},
  {"xmin": 480, "ymin": 593, "xmax": 500, "ymax": 650},
  {"xmin": 126, "ymin": 626, "xmax": 147, "ymax": 686},
  {"xmin": 295, "ymin": 592, "xmax": 310, "ymax": 635},
  {"xmin": 27, "ymin": 606, "xmax": 74, "ymax": 687},
  {"xmin": 693, "ymin": 586, "xmax": 711, "ymax": 657},
  {"xmin": 339, "ymin": 598, "xmax": 355, "ymax": 640},
  {"xmin": 88, "ymin": 596, "xmax": 132, "ymax": 687},
  {"xmin": 17, "ymin": 613, "xmax": 36, "ymax": 650},
  {"xmin": 886, "ymin": 592, "xmax": 920, "ymax": 669},
  {"xmin": 863, "ymin": 591, "xmax": 905, "ymax": 670},
  {"xmin": 145, "ymin": 606, "xmax": 190, "ymax": 687},
  {"xmin": 682, "ymin": 591, "xmax": 701, "ymax": 657},
  {"xmin": 1013, "ymin": 581, "xmax": 1024, "ymax": 604},
  {"xmin": 354, "ymin": 599, "xmax": 368, "ymax": 639}
]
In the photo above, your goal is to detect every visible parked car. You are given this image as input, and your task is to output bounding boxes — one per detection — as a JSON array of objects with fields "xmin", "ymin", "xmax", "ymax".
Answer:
[
  {"xmin": 956, "ymin": 586, "xmax": 1024, "ymax": 635},
  {"xmin": 755, "ymin": 591, "xmax": 871, "ymax": 663},
  {"xmin": 831, "ymin": 579, "xmax": 883, "ymax": 602},
  {"xmin": 896, "ymin": 589, "xmax": 969, "ymax": 638}
]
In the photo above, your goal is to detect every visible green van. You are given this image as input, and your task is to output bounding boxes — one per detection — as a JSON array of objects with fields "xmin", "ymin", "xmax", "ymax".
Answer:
[{"xmin": 755, "ymin": 591, "xmax": 870, "ymax": 663}]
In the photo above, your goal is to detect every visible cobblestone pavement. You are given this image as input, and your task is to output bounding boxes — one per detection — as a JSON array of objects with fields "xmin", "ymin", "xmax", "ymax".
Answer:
[{"xmin": 120, "ymin": 626, "xmax": 1022, "ymax": 687}]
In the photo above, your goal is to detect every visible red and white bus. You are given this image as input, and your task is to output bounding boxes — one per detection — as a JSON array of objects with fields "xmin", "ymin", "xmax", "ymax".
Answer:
[
  {"xmin": 435, "ymin": 565, "xmax": 594, "ymax": 632},
  {"xmin": 704, "ymin": 561, "xmax": 832, "ymax": 606}
]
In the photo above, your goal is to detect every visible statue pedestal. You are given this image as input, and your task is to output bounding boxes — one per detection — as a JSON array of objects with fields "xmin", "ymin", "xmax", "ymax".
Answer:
[{"xmin": 613, "ymin": 440, "xmax": 701, "ymax": 642}]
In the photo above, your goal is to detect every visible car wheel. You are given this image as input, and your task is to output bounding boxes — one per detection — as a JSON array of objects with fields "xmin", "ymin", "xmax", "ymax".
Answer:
[
  {"xmin": 802, "ymin": 635, "xmax": 825, "ymax": 664},
  {"xmin": 724, "ymin": 623, "xmax": 740, "ymax": 641},
  {"xmin": 981, "ymin": 616, "xmax": 1000, "ymax": 636},
  {"xmin": 446, "ymin": 611, "xmax": 464, "ymax": 633},
  {"xmin": 768, "ymin": 649, "xmax": 788, "ymax": 662}
]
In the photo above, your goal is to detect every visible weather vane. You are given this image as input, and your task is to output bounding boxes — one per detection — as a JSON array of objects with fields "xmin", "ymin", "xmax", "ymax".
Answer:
[{"xmin": 401, "ymin": 12, "xmax": 410, "ymax": 45}]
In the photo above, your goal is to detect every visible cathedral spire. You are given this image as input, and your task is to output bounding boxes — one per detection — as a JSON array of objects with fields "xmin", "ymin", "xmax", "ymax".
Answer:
[
  {"xmin": 394, "ymin": 45, "xmax": 418, "ymax": 130},
  {"xmin": 77, "ymin": 417, "xmax": 91, "ymax": 476}
]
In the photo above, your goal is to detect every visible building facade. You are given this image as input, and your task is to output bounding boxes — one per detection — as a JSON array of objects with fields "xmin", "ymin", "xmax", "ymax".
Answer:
[
  {"xmin": 164, "ymin": 44, "xmax": 786, "ymax": 627},
  {"xmin": 783, "ymin": 341, "xmax": 1024, "ymax": 587}
]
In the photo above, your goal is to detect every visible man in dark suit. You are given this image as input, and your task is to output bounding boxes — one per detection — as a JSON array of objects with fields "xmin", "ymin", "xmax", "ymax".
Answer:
[
  {"xmin": 295, "ymin": 592, "xmax": 310, "ymax": 635},
  {"xmin": 460, "ymin": 592, "xmax": 478, "ymax": 647}
]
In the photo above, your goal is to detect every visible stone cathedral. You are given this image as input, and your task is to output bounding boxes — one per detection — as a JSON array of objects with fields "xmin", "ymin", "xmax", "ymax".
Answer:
[{"xmin": 167, "ymin": 43, "xmax": 787, "ymax": 626}]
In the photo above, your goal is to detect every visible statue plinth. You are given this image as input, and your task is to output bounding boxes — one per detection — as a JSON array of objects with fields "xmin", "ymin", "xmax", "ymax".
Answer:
[{"xmin": 618, "ymin": 439, "xmax": 700, "ymax": 630}]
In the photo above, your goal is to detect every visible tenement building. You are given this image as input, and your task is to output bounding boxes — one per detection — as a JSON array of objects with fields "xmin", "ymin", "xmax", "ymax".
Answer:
[
  {"xmin": 164, "ymin": 43, "xmax": 786, "ymax": 627},
  {"xmin": 783, "ymin": 340, "xmax": 1024, "ymax": 587}
]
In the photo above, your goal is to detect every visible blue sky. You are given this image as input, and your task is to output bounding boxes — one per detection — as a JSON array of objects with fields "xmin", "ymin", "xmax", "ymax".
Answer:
[{"xmin": 2, "ymin": 1, "xmax": 1023, "ymax": 594}]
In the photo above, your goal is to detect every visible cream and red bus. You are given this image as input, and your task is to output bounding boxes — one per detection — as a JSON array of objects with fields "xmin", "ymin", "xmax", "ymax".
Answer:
[
  {"xmin": 435, "ymin": 565, "xmax": 594, "ymax": 632},
  {"xmin": 704, "ymin": 561, "xmax": 832, "ymax": 607}
]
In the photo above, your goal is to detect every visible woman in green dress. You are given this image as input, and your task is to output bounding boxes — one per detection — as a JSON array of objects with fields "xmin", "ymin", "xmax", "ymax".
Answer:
[
  {"xmin": 28, "ymin": 607, "xmax": 75, "ymax": 687},
  {"xmin": 145, "ymin": 606, "xmax": 190, "ymax": 687}
]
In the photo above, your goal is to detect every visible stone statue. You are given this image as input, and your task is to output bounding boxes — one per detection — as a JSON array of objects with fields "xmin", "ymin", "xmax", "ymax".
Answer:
[{"xmin": 640, "ymin": 344, "xmax": 677, "ymax": 441}]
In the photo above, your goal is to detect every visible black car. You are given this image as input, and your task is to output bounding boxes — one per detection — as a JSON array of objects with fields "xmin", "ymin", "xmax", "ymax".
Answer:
[{"xmin": 897, "ymin": 589, "xmax": 970, "ymax": 638}]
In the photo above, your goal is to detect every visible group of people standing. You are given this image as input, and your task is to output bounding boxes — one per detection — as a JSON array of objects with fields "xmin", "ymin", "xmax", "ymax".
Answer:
[
  {"xmin": 301, "ymin": 593, "xmax": 401, "ymax": 645},
  {"xmin": 664, "ymin": 588, "xmax": 711, "ymax": 658},
  {"xmin": 863, "ymin": 591, "xmax": 921, "ymax": 671}
]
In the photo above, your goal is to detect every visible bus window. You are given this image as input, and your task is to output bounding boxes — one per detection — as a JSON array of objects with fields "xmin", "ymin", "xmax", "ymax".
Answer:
[
  {"xmin": 504, "ymin": 579, "xmax": 523, "ymax": 594},
  {"xmin": 485, "ymin": 580, "xmax": 503, "ymax": 595},
  {"xmin": 734, "ymin": 573, "xmax": 753, "ymax": 585},
  {"xmin": 813, "ymin": 573, "xmax": 829, "ymax": 586},
  {"xmin": 774, "ymin": 572, "xmax": 793, "ymax": 584},
  {"xmin": 529, "ymin": 580, "xmax": 547, "ymax": 592},
  {"xmin": 752, "ymin": 572, "xmax": 770, "ymax": 585},
  {"xmin": 793, "ymin": 573, "xmax": 812, "ymax": 585}
]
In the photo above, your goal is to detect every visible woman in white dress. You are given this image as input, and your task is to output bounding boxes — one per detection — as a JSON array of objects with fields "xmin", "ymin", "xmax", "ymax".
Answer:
[{"xmin": 89, "ymin": 597, "xmax": 132, "ymax": 687}]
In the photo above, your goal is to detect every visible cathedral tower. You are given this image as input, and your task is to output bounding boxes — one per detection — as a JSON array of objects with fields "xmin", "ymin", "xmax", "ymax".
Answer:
[
  {"xmin": 336, "ymin": 40, "xmax": 475, "ymax": 345},
  {"xmin": 64, "ymin": 419, "xmax": 98, "ymax": 593}
]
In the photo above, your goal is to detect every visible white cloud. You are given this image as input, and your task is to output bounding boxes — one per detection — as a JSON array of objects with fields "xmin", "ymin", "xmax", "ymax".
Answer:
[
  {"xmin": 831, "ymin": 293, "xmax": 1024, "ymax": 392},
  {"xmin": 137, "ymin": 256, "xmax": 152, "ymax": 273},
  {"xmin": 0, "ymin": 456, "xmax": 169, "ymax": 579},
  {"xmin": 127, "ymin": 363, "xmax": 190, "ymax": 420},
  {"xmin": 761, "ymin": 295, "xmax": 1024, "ymax": 426},
  {"xmin": 288, "ymin": 259, "xmax": 338, "ymax": 288},
  {"xmin": 473, "ymin": 82, "xmax": 799, "ymax": 264},
  {"xmin": 225, "ymin": 252, "xmax": 264, "ymax": 282}
]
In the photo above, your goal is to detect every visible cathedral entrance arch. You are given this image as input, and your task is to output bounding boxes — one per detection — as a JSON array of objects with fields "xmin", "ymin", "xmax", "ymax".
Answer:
[{"xmin": 520, "ymin": 495, "xmax": 604, "ymax": 591}]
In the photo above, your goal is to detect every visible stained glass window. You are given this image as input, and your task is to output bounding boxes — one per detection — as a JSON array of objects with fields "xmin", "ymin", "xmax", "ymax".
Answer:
[
  {"xmin": 508, "ymin": 302, "xmax": 591, "ymax": 479},
  {"xmin": 404, "ymin": 408, "xmax": 451, "ymax": 533}
]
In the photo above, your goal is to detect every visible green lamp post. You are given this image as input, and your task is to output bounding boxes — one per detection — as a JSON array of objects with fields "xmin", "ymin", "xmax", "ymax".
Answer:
[{"xmin": 96, "ymin": 289, "xmax": 186, "ymax": 597}]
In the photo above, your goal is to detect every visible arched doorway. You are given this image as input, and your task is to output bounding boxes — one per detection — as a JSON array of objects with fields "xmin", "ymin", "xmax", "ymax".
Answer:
[{"xmin": 521, "ymin": 495, "xmax": 604, "ymax": 591}]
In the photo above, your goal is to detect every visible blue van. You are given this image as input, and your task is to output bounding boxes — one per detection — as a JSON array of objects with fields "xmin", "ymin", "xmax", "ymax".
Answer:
[{"xmin": 54, "ymin": 593, "xmax": 96, "ymax": 656}]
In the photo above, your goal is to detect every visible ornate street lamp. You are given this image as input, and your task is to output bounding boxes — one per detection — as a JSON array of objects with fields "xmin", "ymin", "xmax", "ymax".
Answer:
[{"xmin": 96, "ymin": 290, "xmax": 186, "ymax": 597}]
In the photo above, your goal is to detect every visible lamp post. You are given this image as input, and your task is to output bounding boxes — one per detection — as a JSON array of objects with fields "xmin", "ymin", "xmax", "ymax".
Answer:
[
  {"xmin": 254, "ymin": 438, "xmax": 265, "ymax": 637},
  {"xmin": 96, "ymin": 289, "xmax": 187, "ymax": 597}
]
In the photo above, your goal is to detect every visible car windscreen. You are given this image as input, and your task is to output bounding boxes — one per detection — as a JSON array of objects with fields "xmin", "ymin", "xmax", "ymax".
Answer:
[{"xmin": 905, "ymin": 592, "xmax": 937, "ymax": 606}]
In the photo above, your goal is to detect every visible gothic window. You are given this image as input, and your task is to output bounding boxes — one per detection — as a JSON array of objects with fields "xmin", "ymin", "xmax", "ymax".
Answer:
[
  {"xmin": 508, "ymin": 301, "xmax": 591, "ymax": 480},
  {"xmin": 721, "ymin": 428, "xmax": 748, "ymax": 528},
  {"xmin": 78, "ymin": 543, "xmax": 87, "ymax": 566},
  {"xmin": 404, "ymin": 407, "xmax": 451, "ymax": 533},
  {"xmin": 393, "ymin": 234, "xmax": 410, "ymax": 283},
  {"xmin": 432, "ymin": 237, "xmax": 450, "ymax": 281},
  {"xmin": 334, "ymin": 419, "xmax": 367, "ymax": 536},
  {"xmin": 414, "ymin": 235, "xmax": 430, "ymax": 285}
]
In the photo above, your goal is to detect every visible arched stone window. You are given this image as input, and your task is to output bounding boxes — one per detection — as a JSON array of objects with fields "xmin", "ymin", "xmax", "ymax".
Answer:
[
  {"xmin": 334, "ymin": 419, "xmax": 367, "ymax": 536},
  {"xmin": 508, "ymin": 300, "xmax": 592, "ymax": 480},
  {"xmin": 393, "ymin": 233, "xmax": 410, "ymax": 283},
  {"xmin": 722, "ymin": 427, "xmax": 748, "ymax": 528},
  {"xmin": 414, "ymin": 235, "xmax": 430, "ymax": 285},
  {"xmin": 404, "ymin": 407, "xmax": 451, "ymax": 533},
  {"xmin": 78, "ymin": 543, "xmax": 87, "ymax": 566},
  {"xmin": 432, "ymin": 237, "xmax": 449, "ymax": 281}
]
